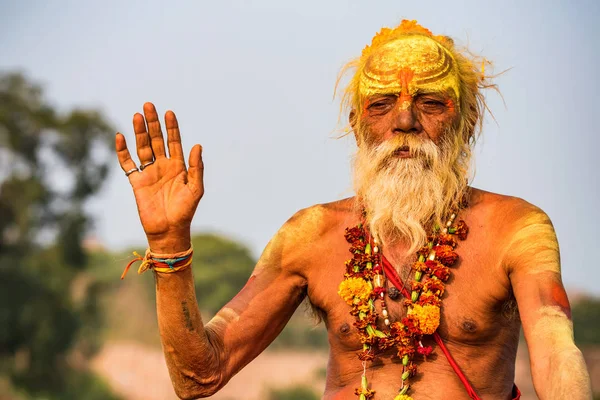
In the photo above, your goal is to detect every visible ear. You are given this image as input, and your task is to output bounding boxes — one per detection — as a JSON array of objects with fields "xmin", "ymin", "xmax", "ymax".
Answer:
[{"xmin": 349, "ymin": 109, "xmax": 360, "ymax": 146}]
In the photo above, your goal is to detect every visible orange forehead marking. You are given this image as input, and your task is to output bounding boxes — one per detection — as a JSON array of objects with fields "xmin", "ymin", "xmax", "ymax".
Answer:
[
  {"xmin": 445, "ymin": 99, "xmax": 455, "ymax": 112},
  {"xmin": 398, "ymin": 67, "xmax": 415, "ymax": 96},
  {"xmin": 397, "ymin": 67, "xmax": 414, "ymax": 111}
]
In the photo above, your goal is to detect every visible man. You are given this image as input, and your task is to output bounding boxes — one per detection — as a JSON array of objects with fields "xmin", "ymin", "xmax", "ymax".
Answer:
[{"xmin": 115, "ymin": 20, "xmax": 592, "ymax": 400}]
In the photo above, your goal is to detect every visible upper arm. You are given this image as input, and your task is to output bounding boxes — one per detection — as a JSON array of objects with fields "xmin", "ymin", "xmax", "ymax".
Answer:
[
  {"xmin": 204, "ymin": 206, "xmax": 322, "ymax": 385},
  {"xmin": 503, "ymin": 204, "xmax": 575, "ymax": 370}
]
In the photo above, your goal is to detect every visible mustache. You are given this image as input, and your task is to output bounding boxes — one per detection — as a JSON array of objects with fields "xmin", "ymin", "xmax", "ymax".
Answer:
[{"xmin": 370, "ymin": 135, "xmax": 440, "ymax": 170}]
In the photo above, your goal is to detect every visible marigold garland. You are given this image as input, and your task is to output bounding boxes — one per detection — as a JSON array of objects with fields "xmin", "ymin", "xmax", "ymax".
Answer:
[{"xmin": 338, "ymin": 215, "xmax": 469, "ymax": 399}]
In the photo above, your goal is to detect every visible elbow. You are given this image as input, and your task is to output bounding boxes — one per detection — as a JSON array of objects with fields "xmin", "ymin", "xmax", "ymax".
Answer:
[{"xmin": 172, "ymin": 371, "xmax": 223, "ymax": 399}]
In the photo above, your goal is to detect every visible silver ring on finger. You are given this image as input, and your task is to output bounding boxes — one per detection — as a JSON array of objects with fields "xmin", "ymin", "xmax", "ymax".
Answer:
[
  {"xmin": 125, "ymin": 168, "xmax": 139, "ymax": 177},
  {"xmin": 140, "ymin": 161, "xmax": 154, "ymax": 171}
]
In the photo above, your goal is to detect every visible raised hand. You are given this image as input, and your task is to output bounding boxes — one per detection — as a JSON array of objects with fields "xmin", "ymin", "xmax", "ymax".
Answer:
[{"xmin": 115, "ymin": 102, "xmax": 204, "ymax": 253}]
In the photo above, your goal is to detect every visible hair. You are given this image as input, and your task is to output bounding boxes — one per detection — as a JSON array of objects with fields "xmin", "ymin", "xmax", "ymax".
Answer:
[{"xmin": 335, "ymin": 20, "xmax": 499, "ymax": 148}]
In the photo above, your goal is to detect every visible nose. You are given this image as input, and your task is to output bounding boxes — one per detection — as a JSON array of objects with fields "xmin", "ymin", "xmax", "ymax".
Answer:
[{"xmin": 392, "ymin": 103, "xmax": 422, "ymax": 135}]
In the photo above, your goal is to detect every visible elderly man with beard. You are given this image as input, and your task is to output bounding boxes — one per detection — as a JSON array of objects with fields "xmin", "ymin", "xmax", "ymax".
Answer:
[{"xmin": 115, "ymin": 20, "xmax": 591, "ymax": 400}]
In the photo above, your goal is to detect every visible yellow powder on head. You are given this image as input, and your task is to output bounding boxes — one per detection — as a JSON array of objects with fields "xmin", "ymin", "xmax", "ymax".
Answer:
[{"xmin": 359, "ymin": 35, "xmax": 461, "ymax": 100}]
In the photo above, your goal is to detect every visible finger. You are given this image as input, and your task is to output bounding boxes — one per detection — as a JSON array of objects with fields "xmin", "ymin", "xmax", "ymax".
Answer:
[
  {"xmin": 165, "ymin": 110, "xmax": 184, "ymax": 160},
  {"xmin": 143, "ymin": 102, "xmax": 166, "ymax": 158},
  {"xmin": 187, "ymin": 144, "xmax": 204, "ymax": 197},
  {"xmin": 133, "ymin": 113, "xmax": 154, "ymax": 164},
  {"xmin": 115, "ymin": 133, "xmax": 139, "ymax": 177}
]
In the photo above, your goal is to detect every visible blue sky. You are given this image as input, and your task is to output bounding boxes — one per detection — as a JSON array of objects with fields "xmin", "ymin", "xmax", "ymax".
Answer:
[{"xmin": 1, "ymin": 0, "xmax": 599, "ymax": 293}]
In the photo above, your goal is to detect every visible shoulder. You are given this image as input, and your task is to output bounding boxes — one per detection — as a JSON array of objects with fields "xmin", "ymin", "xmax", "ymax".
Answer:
[
  {"xmin": 257, "ymin": 197, "xmax": 358, "ymax": 274},
  {"xmin": 469, "ymin": 187, "xmax": 553, "ymax": 228},
  {"xmin": 470, "ymin": 188, "xmax": 559, "ymax": 274}
]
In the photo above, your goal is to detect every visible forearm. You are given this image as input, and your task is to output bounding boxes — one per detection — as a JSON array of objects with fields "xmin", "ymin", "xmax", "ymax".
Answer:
[
  {"xmin": 533, "ymin": 346, "xmax": 591, "ymax": 400},
  {"xmin": 154, "ymin": 266, "xmax": 224, "ymax": 399},
  {"xmin": 528, "ymin": 306, "xmax": 592, "ymax": 400}
]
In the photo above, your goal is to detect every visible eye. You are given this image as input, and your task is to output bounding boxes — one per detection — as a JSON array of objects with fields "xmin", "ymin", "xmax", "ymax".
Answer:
[
  {"xmin": 366, "ymin": 96, "xmax": 396, "ymax": 115},
  {"xmin": 416, "ymin": 97, "xmax": 447, "ymax": 114}
]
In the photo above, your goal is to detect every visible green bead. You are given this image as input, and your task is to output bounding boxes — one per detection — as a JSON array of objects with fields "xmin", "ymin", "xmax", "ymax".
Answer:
[{"xmin": 411, "ymin": 291, "xmax": 419, "ymax": 302}]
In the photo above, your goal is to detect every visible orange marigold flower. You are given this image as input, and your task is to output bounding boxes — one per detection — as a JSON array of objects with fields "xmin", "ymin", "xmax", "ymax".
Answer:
[
  {"xmin": 434, "ymin": 245, "xmax": 458, "ymax": 267},
  {"xmin": 417, "ymin": 245, "xmax": 430, "ymax": 258},
  {"xmin": 437, "ymin": 233, "xmax": 457, "ymax": 248},
  {"xmin": 412, "ymin": 261, "xmax": 429, "ymax": 273},
  {"xmin": 338, "ymin": 277, "xmax": 372, "ymax": 305},
  {"xmin": 406, "ymin": 362, "xmax": 418, "ymax": 377},
  {"xmin": 408, "ymin": 304, "xmax": 441, "ymax": 335},
  {"xmin": 417, "ymin": 290, "xmax": 442, "ymax": 307},
  {"xmin": 396, "ymin": 345, "xmax": 416, "ymax": 358},
  {"xmin": 423, "ymin": 279, "xmax": 445, "ymax": 295},
  {"xmin": 355, "ymin": 387, "xmax": 376, "ymax": 399}
]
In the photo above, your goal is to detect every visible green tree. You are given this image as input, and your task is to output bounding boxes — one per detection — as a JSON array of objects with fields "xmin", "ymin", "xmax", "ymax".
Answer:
[
  {"xmin": 572, "ymin": 297, "xmax": 600, "ymax": 346},
  {"xmin": 191, "ymin": 233, "xmax": 256, "ymax": 313},
  {"xmin": 0, "ymin": 72, "xmax": 117, "ymax": 398}
]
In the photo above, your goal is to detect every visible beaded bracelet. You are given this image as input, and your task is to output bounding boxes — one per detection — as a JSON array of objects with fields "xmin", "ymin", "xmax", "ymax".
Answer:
[{"xmin": 120, "ymin": 247, "xmax": 193, "ymax": 280}]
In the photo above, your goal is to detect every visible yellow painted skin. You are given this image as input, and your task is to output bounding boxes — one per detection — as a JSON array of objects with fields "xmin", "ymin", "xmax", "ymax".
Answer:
[{"xmin": 504, "ymin": 206, "xmax": 592, "ymax": 399}]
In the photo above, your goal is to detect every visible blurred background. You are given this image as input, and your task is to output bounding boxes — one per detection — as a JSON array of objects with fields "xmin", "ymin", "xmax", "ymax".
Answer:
[{"xmin": 1, "ymin": 1, "xmax": 599, "ymax": 399}]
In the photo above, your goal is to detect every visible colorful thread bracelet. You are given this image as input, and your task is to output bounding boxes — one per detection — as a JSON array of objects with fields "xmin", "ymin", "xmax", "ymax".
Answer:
[{"xmin": 120, "ymin": 247, "xmax": 193, "ymax": 279}]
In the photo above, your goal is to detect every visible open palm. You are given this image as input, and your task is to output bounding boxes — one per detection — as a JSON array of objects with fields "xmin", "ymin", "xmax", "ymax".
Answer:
[{"xmin": 115, "ymin": 103, "xmax": 203, "ymax": 252}]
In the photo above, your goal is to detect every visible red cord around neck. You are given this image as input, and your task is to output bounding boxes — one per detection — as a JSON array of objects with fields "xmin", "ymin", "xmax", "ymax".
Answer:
[{"xmin": 380, "ymin": 253, "xmax": 482, "ymax": 400}]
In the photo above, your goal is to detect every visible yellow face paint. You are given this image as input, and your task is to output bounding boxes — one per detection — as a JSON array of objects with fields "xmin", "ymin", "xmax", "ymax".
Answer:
[{"xmin": 358, "ymin": 35, "xmax": 461, "ymax": 102}]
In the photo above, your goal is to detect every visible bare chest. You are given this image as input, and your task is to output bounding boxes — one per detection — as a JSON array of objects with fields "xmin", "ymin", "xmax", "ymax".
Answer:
[{"xmin": 306, "ymin": 227, "xmax": 520, "ymax": 352}]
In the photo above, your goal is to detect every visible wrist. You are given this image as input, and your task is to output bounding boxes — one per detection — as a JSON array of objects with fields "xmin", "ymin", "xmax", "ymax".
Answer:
[{"xmin": 147, "ymin": 231, "xmax": 191, "ymax": 254}]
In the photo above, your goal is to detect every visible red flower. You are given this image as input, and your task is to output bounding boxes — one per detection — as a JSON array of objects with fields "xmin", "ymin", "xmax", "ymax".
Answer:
[
  {"xmin": 431, "ymin": 265, "xmax": 451, "ymax": 282},
  {"xmin": 411, "ymin": 281, "xmax": 424, "ymax": 292},
  {"xmin": 345, "ymin": 226, "xmax": 365, "ymax": 243},
  {"xmin": 455, "ymin": 220, "xmax": 469, "ymax": 240},
  {"xmin": 417, "ymin": 345, "xmax": 433, "ymax": 357},
  {"xmin": 425, "ymin": 259, "xmax": 443, "ymax": 271},
  {"xmin": 402, "ymin": 316, "xmax": 421, "ymax": 335}
]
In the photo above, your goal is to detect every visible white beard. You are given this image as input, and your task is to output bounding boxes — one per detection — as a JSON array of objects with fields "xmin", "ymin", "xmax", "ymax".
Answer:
[{"xmin": 353, "ymin": 131, "xmax": 470, "ymax": 254}]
